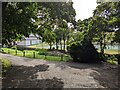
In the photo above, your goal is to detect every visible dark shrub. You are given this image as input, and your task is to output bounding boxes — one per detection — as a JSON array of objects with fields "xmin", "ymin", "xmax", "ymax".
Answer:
[{"xmin": 67, "ymin": 40, "xmax": 102, "ymax": 63}]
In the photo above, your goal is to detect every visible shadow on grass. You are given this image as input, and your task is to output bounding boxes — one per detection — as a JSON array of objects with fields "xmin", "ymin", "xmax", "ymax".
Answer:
[{"xmin": 2, "ymin": 64, "xmax": 64, "ymax": 89}]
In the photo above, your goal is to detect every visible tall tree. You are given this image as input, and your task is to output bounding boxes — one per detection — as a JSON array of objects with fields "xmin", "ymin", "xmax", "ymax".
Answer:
[
  {"xmin": 2, "ymin": 2, "xmax": 38, "ymax": 46},
  {"xmin": 2, "ymin": 2, "xmax": 76, "ymax": 47},
  {"xmin": 93, "ymin": 2, "xmax": 120, "ymax": 43}
]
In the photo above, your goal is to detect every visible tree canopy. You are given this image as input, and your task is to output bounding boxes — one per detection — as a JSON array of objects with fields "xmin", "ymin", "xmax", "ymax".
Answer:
[{"xmin": 2, "ymin": 2, "xmax": 76, "ymax": 47}]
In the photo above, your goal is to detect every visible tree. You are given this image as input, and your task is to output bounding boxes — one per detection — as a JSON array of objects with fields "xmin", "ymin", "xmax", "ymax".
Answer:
[
  {"xmin": 34, "ymin": 2, "xmax": 76, "ymax": 50},
  {"xmin": 92, "ymin": 2, "xmax": 120, "ymax": 54},
  {"xmin": 43, "ymin": 30, "xmax": 56, "ymax": 50},
  {"xmin": 58, "ymin": 20, "xmax": 68, "ymax": 50},
  {"xmin": 54, "ymin": 28, "xmax": 62, "ymax": 50},
  {"xmin": 2, "ymin": 2, "xmax": 76, "ymax": 47},
  {"xmin": 114, "ymin": 30, "xmax": 120, "ymax": 43},
  {"xmin": 92, "ymin": 16, "xmax": 109, "ymax": 54},
  {"xmin": 2, "ymin": 2, "xmax": 38, "ymax": 46},
  {"xmin": 93, "ymin": 2, "xmax": 120, "ymax": 44}
]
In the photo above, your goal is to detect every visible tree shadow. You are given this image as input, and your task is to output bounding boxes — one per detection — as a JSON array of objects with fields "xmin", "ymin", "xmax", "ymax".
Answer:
[
  {"xmin": 2, "ymin": 64, "xmax": 64, "ymax": 89},
  {"xmin": 66, "ymin": 61, "xmax": 103, "ymax": 69},
  {"xmin": 90, "ymin": 64, "xmax": 118, "ymax": 88},
  {"xmin": 54, "ymin": 61, "xmax": 118, "ymax": 88},
  {"xmin": 53, "ymin": 61, "xmax": 103, "ymax": 70}
]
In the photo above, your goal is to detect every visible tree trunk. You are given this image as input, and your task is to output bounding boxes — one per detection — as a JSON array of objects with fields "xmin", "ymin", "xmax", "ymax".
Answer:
[
  {"xmin": 2, "ymin": 2, "xmax": 8, "ymax": 17},
  {"xmin": 66, "ymin": 36, "xmax": 69, "ymax": 45},
  {"xmin": 63, "ymin": 39, "xmax": 65, "ymax": 50},
  {"xmin": 42, "ymin": 39, "xmax": 44, "ymax": 49},
  {"xmin": 56, "ymin": 39, "xmax": 58, "ymax": 50},
  {"xmin": 102, "ymin": 33, "xmax": 106, "ymax": 54},
  {"xmin": 60, "ymin": 39, "xmax": 62, "ymax": 50},
  {"xmin": 49, "ymin": 42, "xmax": 52, "ymax": 50},
  {"xmin": 100, "ymin": 37, "xmax": 103, "ymax": 54},
  {"xmin": 100, "ymin": 34, "xmax": 106, "ymax": 55}
]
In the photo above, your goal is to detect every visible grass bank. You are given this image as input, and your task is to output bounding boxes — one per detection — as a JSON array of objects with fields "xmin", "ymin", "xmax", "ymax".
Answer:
[
  {"xmin": 1, "ymin": 48, "xmax": 71, "ymax": 61},
  {"xmin": 0, "ymin": 58, "xmax": 11, "ymax": 73}
]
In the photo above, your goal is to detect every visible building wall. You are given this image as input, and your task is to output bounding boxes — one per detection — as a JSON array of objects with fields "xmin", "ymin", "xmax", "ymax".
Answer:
[
  {"xmin": 17, "ymin": 40, "xmax": 41, "ymax": 46},
  {"xmin": 17, "ymin": 40, "xmax": 26, "ymax": 46}
]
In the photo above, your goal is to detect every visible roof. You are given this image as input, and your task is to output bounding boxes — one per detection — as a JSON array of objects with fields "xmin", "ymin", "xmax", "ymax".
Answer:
[{"xmin": 22, "ymin": 33, "xmax": 40, "ymax": 40}]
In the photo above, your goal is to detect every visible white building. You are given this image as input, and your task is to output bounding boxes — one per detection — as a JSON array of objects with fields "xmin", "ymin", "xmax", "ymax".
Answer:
[{"xmin": 17, "ymin": 34, "xmax": 42, "ymax": 46}]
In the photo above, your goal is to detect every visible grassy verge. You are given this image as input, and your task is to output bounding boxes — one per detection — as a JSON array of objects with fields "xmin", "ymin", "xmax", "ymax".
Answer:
[
  {"xmin": 97, "ymin": 49, "xmax": 119, "ymax": 54},
  {"xmin": 104, "ymin": 50, "xmax": 119, "ymax": 54},
  {"xmin": 0, "ymin": 58, "xmax": 11, "ymax": 73},
  {"xmin": 107, "ymin": 60, "xmax": 118, "ymax": 65},
  {"xmin": 1, "ymin": 48, "xmax": 71, "ymax": 61},
  {"xmin": 28, "ymin": 42, "xmax": 49, "ymax": 48}
]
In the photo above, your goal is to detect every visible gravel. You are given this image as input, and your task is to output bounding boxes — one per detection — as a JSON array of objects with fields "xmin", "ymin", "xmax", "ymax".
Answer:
[{"xmin": 1, "ymin": 53, "xmax": 118, "ymax": 88}]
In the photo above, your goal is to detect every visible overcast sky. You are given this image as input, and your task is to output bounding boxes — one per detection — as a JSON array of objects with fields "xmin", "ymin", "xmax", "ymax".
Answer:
[{"xmin": 72, "ymin": 0, "xmax": 98, "ymax": 21}]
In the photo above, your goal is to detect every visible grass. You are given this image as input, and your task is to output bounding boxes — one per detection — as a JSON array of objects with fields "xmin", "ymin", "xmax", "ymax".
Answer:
[
  {"xmin": 107, "ymin": 60, "xmax": 118, "ymax": 65},
  {"xmin": 0, "ymin": 58, "xmax": 11, "ymax": 73},
  {"xmin": 104, "ymin": 50, "xmax": 119, "ymax": 54},
  {"xmin": 97, "ymin": 49, "xmax": 119, "ymax": 54},
  {"xmin": 28, "ymin": 42, "xmax": 49, "ymax": 49},
  {"xmin": 30, "ymin": 44, "xmax": 119, "ymax": 54},
  {"xmin": 1, "ymin": 48, "xmax": 70, "ymax": 61},
  {"xmin": 1, "ymin": 47, "xmax": 118, "ymax": 64}
]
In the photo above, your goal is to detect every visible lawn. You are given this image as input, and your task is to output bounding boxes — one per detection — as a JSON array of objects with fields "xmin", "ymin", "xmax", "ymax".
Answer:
[
  {"xmin": 104, "ymin": 50, "xmax": 119, "ymax": 54},
  {"xmin": 1, "ymin": 48, "xmax": 71, "ymax": 61},
  {"xmin": 28, "ymin": 42, "xmax": 49, "ymax": 49},
  {"xmin": 0, "ymin": 58, "xmax": 11, "ymax": 73},
  {"xmin": 0, "ymin": 47, "xmax": 118, "ymax": 64},
  {"xmin": 97, "ymin": 49, "xmax": 119, "ymax": 55}
]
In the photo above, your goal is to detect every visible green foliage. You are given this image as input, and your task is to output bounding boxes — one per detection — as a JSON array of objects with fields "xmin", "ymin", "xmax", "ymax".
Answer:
[
  {"xmin": 93, "ymin": 2, "xmax": 120, "ymax": 43},
  {"xmin": 2, "ymin": 2, "xmax": 38, "ymax": 46},
  {"xmin": 103, "ymin": 54, "xmax": 117, "ymax": 60},
  {"xmin": 114, "ymin": 30, "xmax": 120, "ymax": 43},
  {"xmin": 38, "ymin": 49, "xmax": 47, "ymax": 55},
  {"xmin": 0, "ymin": 58, "xmax": 11, "ymax": 73},
  {"xmin": 102, "ymin": 54, "xmax": 118, "ymax": 64},
  {"xmin": 1, "ymin": 48, "xmax": 70, "ymax": 62},
  {"xmin": 70, "ymin": 31, "xmax": 85, "ymax": 43},
  {"xmin": 67, "ymin": 40, "xmax": 102, "ymax": 63},
  {"xmin": 107, "ymin": 60, "xmax": 118, "ymax": 65},
  {"xmin": 2, "ymin": 2, "xmax": 76, "ymax": 47},
  {"xmin": 37, "ymin": 2, "xmax": 76, "ymax": 23},
  {"xmin": 43, "ymin": 30, "xmax": 56, "ymax": 49}
]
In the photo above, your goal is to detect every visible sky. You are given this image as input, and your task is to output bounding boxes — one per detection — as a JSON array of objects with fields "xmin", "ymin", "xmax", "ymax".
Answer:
[{"xmin": 72, "ymin": 0, "xmax": 98, "ymax": 21}]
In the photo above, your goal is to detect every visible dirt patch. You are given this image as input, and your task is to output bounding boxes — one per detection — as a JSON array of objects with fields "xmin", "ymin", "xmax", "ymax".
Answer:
[{"xmin": 1, "ymin": 53, "xmax": 118, "ymax": 88}]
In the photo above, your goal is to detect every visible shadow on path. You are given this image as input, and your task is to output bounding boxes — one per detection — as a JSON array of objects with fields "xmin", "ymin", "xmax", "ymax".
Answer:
[
  {"xmin": 90, "ymin": 64, "xmax": 118, "ymax": 88},
  {"xmin": 2, "ymin": 64, "xmax": 64, "ymax": 89},
  {"xmin": 54, "ymin": 61, "xmax": 118, "ymax": 88}
]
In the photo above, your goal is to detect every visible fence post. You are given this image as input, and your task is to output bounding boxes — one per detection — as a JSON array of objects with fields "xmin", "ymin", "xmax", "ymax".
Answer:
[
  {"xmin": 15, "ymin": 50, "xmax": 17, "ymax": 55},
  {"xmin": 61, "ymin": 54, "xmax": 63, "ymax": 61},
  {"xmin": 45, "ymin": 53, "xmax": 47, "ymax": 59},
  {"xmin": 33, "ymin": 52, "xmax": 35, "ymax": 58},
  {"xmin": 2, "ymin": 49, "xmax": 4, "ymax": 53},
  {"xmin": 23, "ymin": 51, "xmax": 25, "ymax": 57}
]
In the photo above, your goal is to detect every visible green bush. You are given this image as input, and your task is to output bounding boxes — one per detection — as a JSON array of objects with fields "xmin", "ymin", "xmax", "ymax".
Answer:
[
  {"xmin": 0, "ymin": 58, "xmax": 11, "ymax": 73},
  {"xmin": 38, "ymin": 49, "xmax": 47, "ymax": 55},
  {"xmin": 67, "ymin": 40, "xmax": 102, "ymax": 63},
  {"xmin": 103, "ymin": 54, "xmax": 118, "ymax": 64}
]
